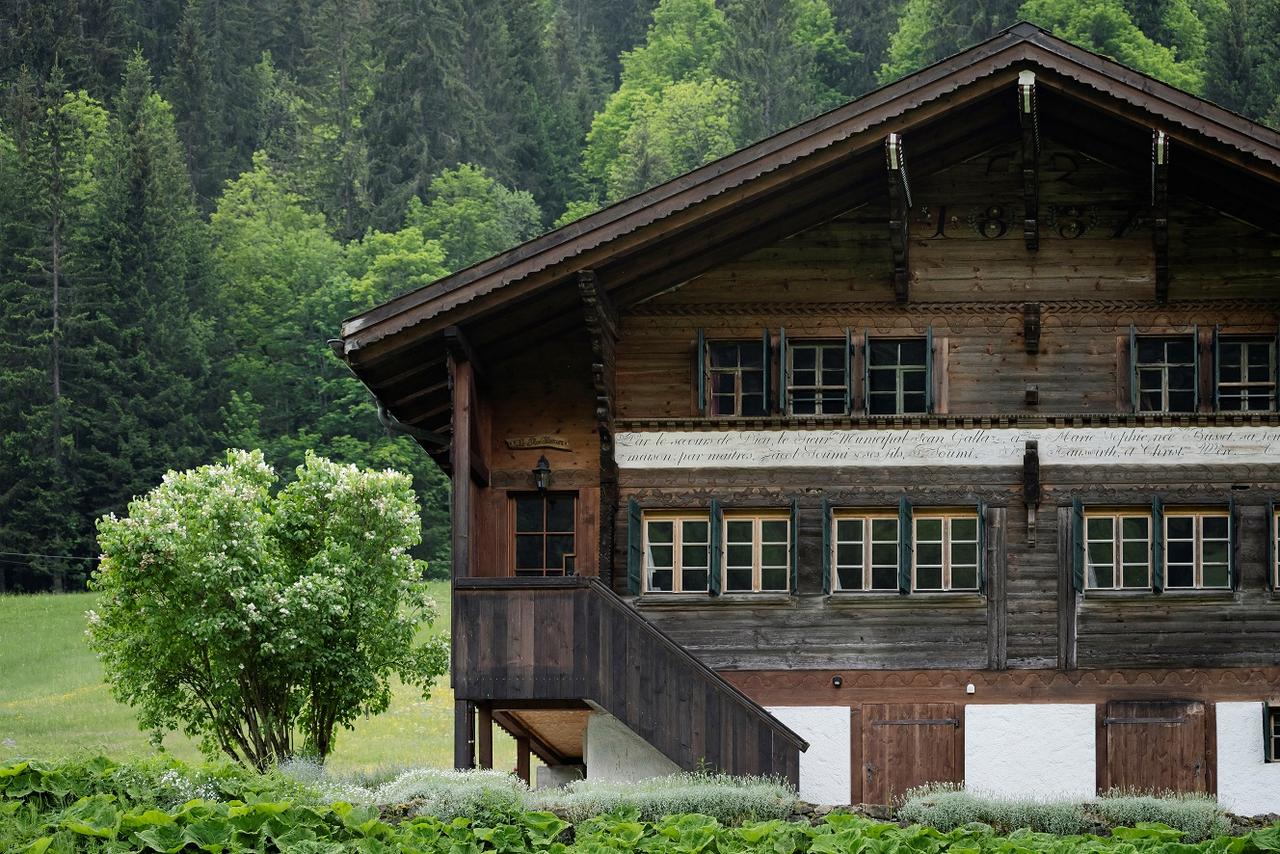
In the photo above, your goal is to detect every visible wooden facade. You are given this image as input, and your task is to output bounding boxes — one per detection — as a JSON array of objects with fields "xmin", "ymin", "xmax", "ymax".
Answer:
[{"xmin": 339, "ymin": 24, "xmax": 1280, "ymax": 805}]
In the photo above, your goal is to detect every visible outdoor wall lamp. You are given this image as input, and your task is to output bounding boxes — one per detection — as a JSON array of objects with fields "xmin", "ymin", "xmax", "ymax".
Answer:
[
  {"xmin": 832, "ymin": 675, "xmax": 843, "ymax": 689},
  {"xmin": 532, "ymin": 455, "xmax": 552, "ymax": 492}
]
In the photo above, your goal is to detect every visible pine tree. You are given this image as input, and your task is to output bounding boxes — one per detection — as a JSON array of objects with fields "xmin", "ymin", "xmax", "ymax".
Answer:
[
  {"xmin": 879, "ymin": 0, "xmax": 1020, "ymax": 82},
  {"xmin": 1204, "ymin": 0, "xmax": 1280, "ymax": 119},
  {"xmin": 0, "ymin": 0, "xmax": 127, "ymax": 97}
]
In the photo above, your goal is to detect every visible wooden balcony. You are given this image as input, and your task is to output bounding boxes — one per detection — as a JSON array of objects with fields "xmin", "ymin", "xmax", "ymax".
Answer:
[{"xmin": 453, "ymin": 576, "xmax": 806, "ymax": 785}]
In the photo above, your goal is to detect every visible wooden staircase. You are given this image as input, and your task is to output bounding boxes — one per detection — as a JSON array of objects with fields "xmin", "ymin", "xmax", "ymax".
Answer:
[{"xmin": 452, "ymin": 576, "xmax": 807, "ymax": 785}]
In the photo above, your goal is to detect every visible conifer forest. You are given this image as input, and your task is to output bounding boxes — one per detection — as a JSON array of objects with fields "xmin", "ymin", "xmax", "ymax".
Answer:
[{"xmin": 3, "ymin": 0, "xmax": 1279, "ymax": 590}]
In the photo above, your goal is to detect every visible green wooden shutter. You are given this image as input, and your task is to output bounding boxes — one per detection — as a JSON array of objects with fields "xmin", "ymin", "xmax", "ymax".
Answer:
[
  {"xmin": 777, "ymin": 327, "xmax": 788, "ymax": 413},
  {"xmin": 627, "ymin": 498, "xmax": 643, "ymax": 595},
  {"xmin": 761, "ymin": 329, "xmax": 772, "ymax": 413},
  {"xmin": 925, "ymin": 325, "xmax": 935, "ymax": 413},
  {"xmin": 844, "ymin": 328, "xmax": 853, "ymax": 415},
  {"xmin": 790, "ymin": 498, "xmax": 800, "ymax": 594},
  {"xmin": 821, "ymin": 497, "xmax": 832, "ymax": 594},
  {"xmin": 1193, "ymin": 325, "xmax": 1201, "ymax": 410},
  {"xmin": 898, "ymin": 496, "xmax": 913, "ymax": 594},
  {"xmin": 863, "ymin": 329, "xmax": 872, "ymax": 415},
  {"xmin": 1129, "ymin": 325, "xmax": 1139, "ymax": 412},
  {"xmin": 977, "ymin": 501, "xmax": 988, "ymax": 594},
  {"xmin": 709, "ymin": 498, "xmax": 722, "ymax": 596},
  {"xmin": 1229, "ymin": 495, "xmax": 1239, "ymax": 590},
  {"xmin": 696, "ymin": 329, "xmax": 707, "ymax": 415},
  {"xmin": 1213, "ymin": 325, "xmax": 1222, "ymax": 411},
  {"xmin": 1071, "ymin": 497, "xmax": 1085, "ymax": 593},
  {"xmin": 1268, "ymin": 499, "xmax": 1276, "ymax": 591},
  {"xmin": 1152, "ymin": 496, "xmax": 1165, "ymax": 593}
]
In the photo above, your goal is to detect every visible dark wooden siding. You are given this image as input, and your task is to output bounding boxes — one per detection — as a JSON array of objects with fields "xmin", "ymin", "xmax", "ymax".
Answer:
[{"xmin": 452, "ymin": 577, "xmax": 805, "ymax": 784}]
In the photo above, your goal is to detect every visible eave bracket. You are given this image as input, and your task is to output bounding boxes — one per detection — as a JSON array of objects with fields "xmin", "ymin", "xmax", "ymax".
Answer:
[
  {"xmin": 1018, "ymin": 71, "xmax": 1040, "ymax": 251},
  {"xmin": 886, "ymin": 133, "xmax": 912, "ymax": 303}
]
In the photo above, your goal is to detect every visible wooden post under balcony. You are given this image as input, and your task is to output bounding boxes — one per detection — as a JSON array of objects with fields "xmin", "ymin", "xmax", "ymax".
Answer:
[
  {"xmin": 515, "ymin": 736, "xmax": 531, "ymax": 784},
  {"xmin": 477, "ymin": 705, "xmax": 494, "ymax": 770}
]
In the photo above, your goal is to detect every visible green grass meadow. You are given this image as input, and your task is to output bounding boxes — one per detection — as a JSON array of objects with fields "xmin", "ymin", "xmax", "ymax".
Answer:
[{"xmin": 0, "ymin": 582, "xmax": 516, "ymax": 774}]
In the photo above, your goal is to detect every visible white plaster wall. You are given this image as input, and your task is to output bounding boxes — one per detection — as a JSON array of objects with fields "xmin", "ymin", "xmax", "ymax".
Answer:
[
  {"xmin": 965, "ymin": 704, "xmax": 1096, "ymax": 800},
  {"xmin": 1217, "ymin": 701, "xmax": 1280, "ymax": 816},
  {"xmin": 583, "ymin": 712, "xmax": 680, "ymax": 783},
  {"xmin": 767, "ymin": 706, "xmax": 851, "ymax": 805}
]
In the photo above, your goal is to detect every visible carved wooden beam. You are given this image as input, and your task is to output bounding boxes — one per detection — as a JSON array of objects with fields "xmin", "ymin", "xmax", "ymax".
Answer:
[
  {"xmin": 1023, "ymin": 302, "xmax": 1041, "ymax": 354},
  {"xmin": 578, "ymin": 270, "xmax": 620, "ymax": 583},
  {"xmin": 1152, "ymin": 130, "xmax": 1171, "ymax": 303},
  {"xmin": 1023, "ymin": 440, "xmax": 1041, "ymax": 546},
  {"xmin": 1017, "ymin": 71, "xmax": 1040, "ymax": 251},
  {"xmin": 886, "ymin": 133, "xmax": 912, "ymax": 303},
  {"xmin": 445, "ymin": 325, "xmax": 489, "ymax": 487}
]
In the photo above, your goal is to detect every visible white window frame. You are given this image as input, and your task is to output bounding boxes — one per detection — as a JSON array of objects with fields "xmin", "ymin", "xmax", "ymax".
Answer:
[
  {"xmin": 642, "ymin": 512, "xmax": 710, "ymax": 594},
  {"xmin": 867, "ymin": 337, "xmax": 929, "ymax": 415},
  {"xmin": 1217, "ymin": 336, "xmax": 1277, "ymax": 412},
  {"xmin": 786, "ymin": 341, "xmax": 848, "ymax": 416},
  {"xmin": 912, "ymin": 511, "xmax": 980, "ymax": 592},
  {"xmin": 722, "ymin": 512, "xmax": 790, "ymax": 593},
  {"xmin": 1135, "ymin": 334, "xmax": 1196, "ymax": 413},
  {"xmin": 1084, "ymin": 511, "xmax": 1152, "ymax": 590},
  {"xmin": 1164, "ymin": 510, "xmax": 1230, "ymax": 589},
  {"xmin": 831, "ymin": 512, "xmax": 899, "ymax": 592}
]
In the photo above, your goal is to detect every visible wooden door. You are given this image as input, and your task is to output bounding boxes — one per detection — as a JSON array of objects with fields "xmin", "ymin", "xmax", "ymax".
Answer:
[
  {"xmin": 1104, "ymin": 700, "xmax": 1210, "ymax": 794},
  {"xmin": 860, "ymin": 703, "xmax": 961, "ymax": 804}
]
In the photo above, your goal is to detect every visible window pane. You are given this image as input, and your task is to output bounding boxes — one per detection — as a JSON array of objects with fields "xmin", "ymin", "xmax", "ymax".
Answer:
[
  {"xmin": 836, "ymin": 543, "xmax": 861, "ymax": 567},
  {"xmin": 682, "ymin": 545, "xmax": 708, "ymax": 568},
  {"xmin": 899, "ymin": 340, "xmax": 927, "ymax": 363},
  {"xmin": 1121, "ymin": 563, "xmax": 1149, "ymax": 588},
  {"xmin": 650, "ymin": 569, "xmax": 673, "ymax": 592},
  {"xmin": 1087, "ymin": 517, "xmax": 1114, "ymax": 539},
  {"xmin": 683, "ymin": 520, "xmax": 708, "ymax": 543},
  {"xmin": 1121, "ymin": 516, "xmax": 1148, "ymax": 540},
  {"xmin": 868, "ymin": 393, "xmax": 896, "ymax": 415},
  {"xmin": 761, "ymin": 520, "xmax": 789, "ymax": 542},
  {"xmin": 761, "ymin": 568, "xmax": 788, "ymax": 591},
  {"xmin": 868, "ymin": 369, "xmax": 896, "ymax": 392},
  {"xmin": 871, "ymin": 543, "xmax": 897, "ymax": 567},
  {"xmin": 1138, "ymin": 338, "xmax": 1162, "ymax": 362},
  {"xmin": 837, "ymin": 519, "xmax": 863, "ymax": 542},
  {"xmin": 871, "ymin": 566, "xmax": 898, "ymax": 590},
  {"xmin": 870, "ymin": 341, "xmax": 897, "ymax": 364},
  {"xmin": 714, "ymin": 373, "xmax": 735, "ymax": 394},
  {"xmin": 1203, "ymin": 516, "xmax": 1229, "ymax": 539},
  {"xmin": 515, "ymin": 535, "xmax": 543, "ymax": 570},
  {"xmin": 647, "ymin": 544, "xmax": 674, "ymax": 568},
  {"xmin": 916, "ymin": 566, "xmax": 943, "ymax": 590},
  {"xmin": 739, "ymin": 346, "xmax": 762, "ymax": 368},
  {"xmin": 1139, "ymin": 390, "xmax": 1162, "ymax": 411},
  {"xmin": 792, "ymin": 347, "xmax": 815, "ymax": 369},
  {"xmin": 793, "ymin": 368, "xmax": 816, "ymax": 388},
  {"xmin": 1166, "ymin": 339, "xmax": 1194, "ymax": 363},
  {"xmin": 837, "ymin": 567, "xmax": 862, "ymax": 590},
  {"xmin": 1089, "ymin": 562, "xmax": 1115, "ymax": 589},
  {"xmin": 1168, "ymin": 517, "xmax": 1194, "ymax": 539},
  {"xmin": 742, "ymin": 371, "xmax": 763, "ymax": 394},
  {"xmin": 726, "ymin": 544, "xmax": 753, "ymax": 567},
  {"xmin": 761, "ymin": 543, "xmax": 788, "ymax": 567},
  {"xmin": 917, "ymin": 542, "xmax": 943, "ymax": 566},
  {"xmin": 822, "ymin": 348, "xmax": 845, "ymax": 371},
  {"xmin": 648, "ymin": 521, "xmax": 674, "ymax": 544},
  {"xmin": 710, "ymin": 344, "xmax": 739, "ymax": 367},
  {"xmin": 820, "ymin": 396, "xmax": 845, "ymax": 415},
  {"xmin": 1203, "ymin": 540, "xmax": 1229, "ymax": 566},
  {"xmin": 1166, "ymin": 563, "xmax": 1195, "ymax": 588},
  {"xmin": 1168, "ymin": 540, "xmax": 1195, "ymax": 564},
  {"xmin": 902, "ymin": 392, "xmax": 927, "ymax": 413},
  {"xmin": 726, "ymin": 568, "xmax": 752, "ymax": 592},
  {"xmin": 1202, "ymin": 563, "xmax": 1230, "ymax": 588},
  {"xmin": 951, "ymin": 542, "xmax": 978, "ymax": 568},
  {"xmin": 951, "ymin": 518, "xmax": 978, "ymax": 541},
  {"xmin": 727, "ymin": 520, "xmax": 753, "ymax": 543},
  {"xmin": 741, "ymin": 393, "xmax": 768, "ymax": 417},
  {"xmin": 951, "ymin": 565, "xmax": 978, "ymax": 590},
  {"xmin": 916, "ymin": 518, "xmax": 943, "ymax": 540},
  {"xmin": 902, "ymin": 369, "xmax": 926, "ymax": 393},
  {"xmin": 711, "ymin": 394, "xmax": 736, "ymax": 415},
  {"xmin": 822, "ymin": 368, "xmax": 846, "ymax": 387},
  {"xmin": 791, "ymin": 392, "xmax": 817, "ymax": 415},
  {"xmin": 682, "ymin": 569, "xmax": 708, "ymax": 591},
  {"xmin": 546, "ymin": 496, "xmax": 574, "ymax": 531},
  {"xmin": 871, "ymin": 519, "xmax": 898, "ymax": 541},
  {"xmin": 515, "ymin": 497, "xmax": 544, "ymax": 532},
  {"xmin": 1168, "ymin": 391, "xmax": 1195, "ymax": 412},
  {"xmin": 1121, "ymin": 540, "xmax": 1148, "ymax": 565}
]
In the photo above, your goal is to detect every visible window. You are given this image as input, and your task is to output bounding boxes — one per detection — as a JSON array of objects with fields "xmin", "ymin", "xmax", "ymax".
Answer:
[
  {"xmin": 913, "ymin": 513, "xmax": 979, "ymax": 591},
  {"xmin": 1084, "ymin": 512, "xmax": 1151, "ymax": 589},
  {"xmin": 1135, "ymin": 335, "xmax": 1196, "ymax": 412},
  {"xmin": 723, "ymin": 513, "xmax": 789, "ymax": 593},
  {"xmin": 1165, "ymin": 511, "xmax": 1230, "ymax": 589},
  {"xmin": 1217, "ymin": 336, "xmax": 1276, "ymax": 412},
  {"xmin": 709, "ymin": 342, "xmax": 768, "ymax": 417},
  {"xmin": 832, "ymin": 513, "xmax": 899, "ymax": 591},
  {"xmin": 643, "ymin": 514, "xmax": 709, "ymax": 593},
  {"xmin": 787, "ymin": 342, "xmax": 848, "ymax": 415},
  {"xmin": 512, "ymin": 493, "xmax": 575, "ymax": 576},
  {"xmin": 1266, "ymin": 705, "xmax": 1280, "ymax": 763},
  {"xmin": 867, "ymin": 338, "xmax": 928, "ymax": 415}
]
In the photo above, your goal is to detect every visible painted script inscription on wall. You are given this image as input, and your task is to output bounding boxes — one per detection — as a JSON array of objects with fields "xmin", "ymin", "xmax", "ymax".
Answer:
[
  {"xmin": 614, "ymin": 427, "xmax": 1280, "ymax": 468},
  {"xmin": 505, "ymin": 435, "xmax": 572, "ymax": 451}
]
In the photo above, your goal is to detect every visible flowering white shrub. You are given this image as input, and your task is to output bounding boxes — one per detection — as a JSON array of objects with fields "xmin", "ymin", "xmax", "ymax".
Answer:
[{"xmin": 88, "ymin": 449, "xmax": 449, "ymax": 770}]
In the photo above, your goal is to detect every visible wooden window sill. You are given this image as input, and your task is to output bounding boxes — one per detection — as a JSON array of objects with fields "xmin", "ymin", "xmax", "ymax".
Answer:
[
  {"xmin": 634, "ymin": 592, "xmax": 795, "ymax": 607},
  {"xmin": 825, "ymin": 591, "xmax": 985, "ymax": 608},
  {"xmin": 1082, "ymin": 588, "xmax": 1237, "ymax": 603}
]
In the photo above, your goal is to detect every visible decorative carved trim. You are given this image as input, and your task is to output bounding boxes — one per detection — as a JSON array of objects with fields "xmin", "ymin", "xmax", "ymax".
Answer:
[
  {"xmin": 628, "ymin": 299, "xmax": 1280, "ymax": 322},
  {"xmin": 616, "ymin": 412, "xmax": 1280, "ymax": 432}
]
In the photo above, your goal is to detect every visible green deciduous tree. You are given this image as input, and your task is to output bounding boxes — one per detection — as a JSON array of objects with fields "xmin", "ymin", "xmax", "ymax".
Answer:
[
  {"xmin": 88, "ymin": 449, "xmax": 449, "ymax": 768},
  {"xmin": 408, "ymin": 164, "xmax": 543, "ymax": 271},
  {"xmin": 879, "ymin": 0, "xmax": 1020, "ymax": 81}
]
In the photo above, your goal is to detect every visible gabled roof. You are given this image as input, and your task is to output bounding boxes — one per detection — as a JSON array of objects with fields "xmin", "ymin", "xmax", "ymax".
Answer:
[{"xmin": 339, "ymin": 21, "xmax": 1280, "ymax": 444}]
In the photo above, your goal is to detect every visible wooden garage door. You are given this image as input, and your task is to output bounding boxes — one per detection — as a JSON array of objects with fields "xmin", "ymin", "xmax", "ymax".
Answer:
[
  {"xmin": 1104, "ymin": 700, "xmax": 1210, "ymax": 794},
  {"xmin": 860, "ymin": 703, "xmax": 961, "ymax": 805}
]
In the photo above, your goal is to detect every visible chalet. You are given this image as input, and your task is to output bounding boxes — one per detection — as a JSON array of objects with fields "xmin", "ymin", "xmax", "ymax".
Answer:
[{"xmin": 337, "ymin": 24, "xmax": 1280, "ymax": 813}]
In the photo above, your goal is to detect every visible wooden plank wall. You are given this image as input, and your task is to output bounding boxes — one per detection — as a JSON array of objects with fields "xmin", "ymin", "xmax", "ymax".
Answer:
[{"xmin": 452, "ymin": 578, "xmax": 803, "ymax": 784}]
